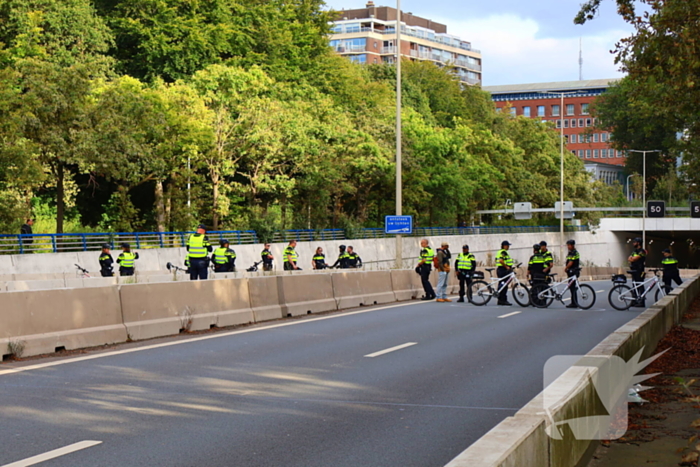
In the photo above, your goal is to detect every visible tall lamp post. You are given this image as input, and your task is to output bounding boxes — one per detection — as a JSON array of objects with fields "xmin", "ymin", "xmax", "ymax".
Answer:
[
  {"xmin": 395, "ymin": 0, "xmax": 403, "ymax": 268},
  {"xmin": 536, "ymin": 90, "xmax": 580, "ymax": 263},
  {"xmin": 628, "ymin": 149, "xmax": 662, "ymax": 248}
]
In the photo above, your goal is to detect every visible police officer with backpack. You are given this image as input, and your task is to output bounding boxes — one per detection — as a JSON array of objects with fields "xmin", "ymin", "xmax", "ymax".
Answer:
[
  {"xmin": 186, "ymin": 224, "xmax": 213, "ymax": 280},
  {"xmin": 661, "ymin": 248, "xmax": 682, "ymax": 293},
  {"xmin": 628, "ymin": 237, "xmax": 647, "ymax": 307},
  {"xmin": 564, "ymin": 239, "xmax": 581, "ymax": 309}
]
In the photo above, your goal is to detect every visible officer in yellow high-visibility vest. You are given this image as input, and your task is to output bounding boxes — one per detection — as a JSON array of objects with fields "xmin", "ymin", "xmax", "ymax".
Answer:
[
  {"xmin": 212, "ymin": 239, "xmax": 236, "ymax": 273},
  {"xmin": 416, "ymin": 239, "xmax": 436, "ymax": 300},
  {"xmin": 283, "ymin": 240, "xmax": 300, "ymax": 271},
  {"xmin": 117, "ymin": 243, "xmax": 139, "ymax": 277},
  {"xmin": 496, "ymin": 240, "xmax": 514, "ymax": 306},
  {"xmin": 186, "ymin": 224, "xmax": 213, "ymax": 280}
]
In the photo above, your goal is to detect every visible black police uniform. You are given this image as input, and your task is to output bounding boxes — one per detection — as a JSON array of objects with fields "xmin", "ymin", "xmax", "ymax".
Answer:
[
  {"xmin": 313, "ymin": 253, "xmax": 327, "ymax": 269},
  {"xmin": 99, "ymin": 252, "xmax": 114, "ymax": 277},
  {"xmin": 186, "ymin": 233, "xmax": 213, "ymax": 280},
  {"xmin": 528, "ymin": 251, "xmax": 546, "ymax": 282},
  {"xmin": 496, "ymin": 247, "xmax": 513, "ymax": 304},
  {"xmin": 347, "ymin": 252, "xmax": 362, "ymax": 268},
  {"xmin": 261, "ymin": 248, "xmax": 273, "ymax": 271},
  {"xmin": 662, "ymin": 255, "xmax": 682, "ymax": 293},
  {"xmin": 455, "ymin": 251, "xmax": 476, "ymax": 301},
  {"xmin": 565, "ymin": 248, "xmax": 581, "ymax": 307},
  {"xmin": 630, "ymin": 246, "xmax": 647, "ymax": 302},
  {"xmin": 418, "ymin": 247, "xmax": 436, "ymax": 300}
]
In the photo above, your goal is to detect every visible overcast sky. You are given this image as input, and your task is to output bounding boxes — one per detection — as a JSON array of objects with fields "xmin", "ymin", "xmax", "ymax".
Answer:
[{"xmin": 323, "ymin": 0, "xmax": 632, "ymax": 86}]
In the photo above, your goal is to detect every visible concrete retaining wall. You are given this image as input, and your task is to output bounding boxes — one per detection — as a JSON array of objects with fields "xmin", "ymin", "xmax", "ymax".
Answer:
[{"xmin": 445, "ymin": 273, "xmax": 700, "ymax": 467}]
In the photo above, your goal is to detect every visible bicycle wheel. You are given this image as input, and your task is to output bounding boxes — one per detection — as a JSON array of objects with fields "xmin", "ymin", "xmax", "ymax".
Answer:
[
  {"xmin": 576, "ymin": 284, "xmax": 596, "ymax": 310},
  {"xmin": 512, "ymin": 283, "xmax": 530, "ymax": 307},
  {"xmin": 608, "ymin": 284, "xmax": 633, "ymax": 310},
  {"xmin": 531, "ymin": 283, "xmax": 554, "ymax": 308},
  {"xmin": 469, "ymin": 280, "xmax": 492, "ymax": 306},
  {"xmin": 654, "ymin": 287, "xmax": 665, "ymax": 303}
]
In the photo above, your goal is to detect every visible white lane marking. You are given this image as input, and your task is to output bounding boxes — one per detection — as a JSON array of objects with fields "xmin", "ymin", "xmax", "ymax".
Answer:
[
  {"xmin": 497, "ymin": 311, "xmax": 521, "ymax": 319},
  {"xmin": 1, "ymin": 440, "xmax": 102, "ymax": 467},
  {"xmin": 0, "ymin": 301, "xmax": 427, "ymax": 377},
  {"xmin": 596, "ymin": 290, "xmax": 604, "ymax": 293},
  {"xmin": 364, "ymin": 342, "xmax": 417, "ymax": 358}
]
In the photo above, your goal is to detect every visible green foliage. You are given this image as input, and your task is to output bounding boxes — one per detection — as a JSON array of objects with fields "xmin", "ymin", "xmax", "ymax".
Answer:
[{"xmin": 0, "ymin": 1, "xmax": 616, "ymax": 234}]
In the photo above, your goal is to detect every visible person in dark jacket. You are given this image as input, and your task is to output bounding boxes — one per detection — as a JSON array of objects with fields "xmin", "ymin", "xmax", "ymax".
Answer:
[
  {"xmin": 98, "ymin": 244, "xmax": 114, "ymax": 277},
  {"xmin": 212, "ymin": 239, "xmax": 236, "ymax": 273},
  {"xmin": 346, "ymin": 246, "xmax": 362, "ymax": 268},
  {"xmin": 20, "ymin": 219, "xmax": 34, "ymax": 247},
  {"xmin": 330, "ymin": 245, "xmax": 350, "ymax": 269},
  {"xmin": 661, "ymin": 248, "xmax": 682, "ymax": 293},
  {"xmin": 312, "ymin": 247, "xmax": 328, "ymax": 269}
]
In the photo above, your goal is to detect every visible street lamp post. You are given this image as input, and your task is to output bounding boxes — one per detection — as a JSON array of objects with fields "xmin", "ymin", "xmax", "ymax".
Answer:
[
  {"xmin": 625, "ymin": 173, "xmax": 638, "ymax": 202},
  {"xmin": 628, "ymin": 149, "xmax": 662, "ymax": 248},
  {"xmin": 395, "ymin": 0, "xmax": 403, "ymax": 269},
  {"xmin": 536, "ymin": 90, "xmax": 580, "ymax": 263}
]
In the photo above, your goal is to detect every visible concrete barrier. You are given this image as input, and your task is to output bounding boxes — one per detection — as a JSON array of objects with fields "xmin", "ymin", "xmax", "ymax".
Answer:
[
  {"xmin": 119, "ymin": 279, "xmax": 254, "ymax": 341},
  {"xmin": 65, "ymin": 277, "xmax": 119, "ymax": 289},
  {"xmin": 0, "ymin": 286, "xmax": 127, "ymax": 358},
  {"xmin": 391, "ymin": 270, "xmax": 419, "ymax": 301},
  {"xmin": 248, "ymin": 276, "xmax": 284, "ymax": 322},
  {"xmin": 276, "ymin": 273, "xmax": 337, "ymax": 317},
  {"xmin": 5, "ymin": 279, "xmax": 66, "ymax": 291},
  {"xmin": 331, "ymin": 271, "xmax": 396, "ymax": 309},
  {"xmin": 446, "ymin": 273, "xmax": 700, "ymax": 467}
]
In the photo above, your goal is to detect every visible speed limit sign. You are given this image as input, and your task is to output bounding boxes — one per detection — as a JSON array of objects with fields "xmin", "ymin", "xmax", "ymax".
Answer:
[
  {"xmin": 647, "ymin": 201, "xmax": 665, "ymax": 218},
  {"xmin": 692, "ymin": 201, "xmax": 700, "ymax": 218}
]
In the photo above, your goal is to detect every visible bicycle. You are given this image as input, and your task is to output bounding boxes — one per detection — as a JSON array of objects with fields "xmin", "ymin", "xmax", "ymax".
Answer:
[
  {"xmin": 608, "ymin": 268, "xmax": 665, "ymax": 311},
  {"xmin": 530, "ymin": 269, "xmax": 596, "ymax": 310},
  {"xmin": 469, "ymin": 263, "xmax": 530, "ymax": 307},
  {"xmin": 75, "ymin": 264, "xmax": 90, "ymax": 278}
]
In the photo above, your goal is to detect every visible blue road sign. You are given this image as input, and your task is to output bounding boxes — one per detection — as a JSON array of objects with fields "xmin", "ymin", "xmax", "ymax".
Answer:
[{"xmin": 385, "ymin": 215, "xmax": 413, "ymax": 234}]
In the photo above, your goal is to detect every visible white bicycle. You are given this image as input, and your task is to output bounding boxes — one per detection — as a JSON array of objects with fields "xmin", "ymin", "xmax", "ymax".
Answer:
[
  {"xmin": 530, "ymin": 268, "xmax": 596, "ymax": 310},
  {"xmin": 469, "ymin": 263, "xmax": 531, "ymax": 307},
  {"xmin": 608, "ymin": 269, "xmax": 665, "ymax": 311}
]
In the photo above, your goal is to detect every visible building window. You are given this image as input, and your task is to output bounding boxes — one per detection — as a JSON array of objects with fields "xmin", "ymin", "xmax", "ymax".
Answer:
[
  {"xmin": 556, "ymin": 120, "xmax": 561, "ymax": 128},
  {"xmin": 593, "ymin": 133, "xmax": 599, "ymax": 143},
  {"xmin": 552, "ymin": 105, "xmax": 560, "ymax": 116},
  {"xmin": 586, "ymin": 118, "xmax": 592, "ymax": 127},
  {"xmin": 564, "ymin": 135, "xmax": 569, "ymax": 143},
  {"xmin": 566, "ymin": 104, "xmax": 575, "ymax": 116},
  {"xmin": 578, "ymin": 150, "xmax": 584, "ymax": 158},
  {"xmin": 586, "ymin": 150, "xmax": 592, "ymax": 158},
  {"xmin": 571, "ymin": 119, "xmax": 577, "ymax": 128},
  {"xmin": 510, "ymin": 107, "xmax": 516, "ymax": 116},
  {"xmin": 537, "ymin": 105, "xmax": 545, "ymax": 117},
  {"xmin": 601, "ymin": 149, "xmax": 607, "ymax": 158},
  {"xmin": 581, "ymin": 103, "xmax": 589, "ymax": 114},
  {"xmin": 578, "ymin": 118, "xmax": 584, "ymax": 127},
  {"xmin": 593, "ymin": 150, "xmax": 599, "ymax": 158},
  {"xmin": 495, "ymin": 107, "xmax": 502, "ymax": 113},
  {"xmin": 572, "ymin": 150, "xmax": 577, "ymax": 156},
  {"xmin": 523, "ymin": 106, "xmax": 531, "ymax": 117},
  {"xmin": 348, "ymin": 54, "xmax": 367, "ymax": 64},
  {"xmin": 345, "ymin": 23, "xmax": 360, "ymax": 33},
  {"xmin": 564, "ymin": 119, "xmax": 569, "ymax": 128},
  {"xmin": 601, "ymin": 133, "xmax": 608, "ymax": 142}
]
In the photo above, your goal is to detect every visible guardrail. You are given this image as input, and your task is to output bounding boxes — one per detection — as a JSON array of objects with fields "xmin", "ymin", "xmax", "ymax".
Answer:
[
  {"xmin": 0, "ymin": 231, "xmax": 259, "ymax": 254},
  {"xmin": 1, "ymin": 225, "xmax": 588, "ymax": 254}
]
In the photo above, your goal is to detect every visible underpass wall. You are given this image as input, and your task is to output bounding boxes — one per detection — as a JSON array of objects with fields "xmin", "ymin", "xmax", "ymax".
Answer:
[{"xmin": 0, "ymin": 230, "xmax": 627, "ymax": 282}]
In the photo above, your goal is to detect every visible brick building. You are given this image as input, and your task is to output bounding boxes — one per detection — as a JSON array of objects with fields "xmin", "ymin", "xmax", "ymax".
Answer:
[
  {"xmin": 483, "ymin": 79, "xmax": 625, "ymax": 167},
  {"xmin": 329, "ymin": 1, "xmax": 482, "ymax": 85}
]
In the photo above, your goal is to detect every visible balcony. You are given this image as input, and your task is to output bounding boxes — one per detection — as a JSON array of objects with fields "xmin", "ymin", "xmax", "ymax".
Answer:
[
  {"xmin": 381, "ymin": 46, "xmax": 397, "ymax": 54},
  {"xmin": 331, "ymin": 26, "xmax": 481, "ymax": 54},
  {"xmin": 453, "ymin": 59, "xmax": 482, "ymax": 72},
  {"xmin": 409, "ymin": 50, "xmax": 432, "ymax": 60}
]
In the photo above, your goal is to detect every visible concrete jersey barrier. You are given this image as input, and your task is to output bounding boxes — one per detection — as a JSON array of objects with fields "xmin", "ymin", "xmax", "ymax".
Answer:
[
  {"xmin": 248, "ymin": 276, "xmax": 284, "ymax": 322},
  {"xmin": 331, "ymin": 270, "xmax": 396, "ymax": 309},
  {"xmin": 119, "ymin": 279, "xmax": 254, "ymax": 341},
  {"xmin": 276, "ymin": 273, "xmax": 337, "ymax": 317},
  {"xmin": 445, "ymin": 273, "xmax": 700, "ymax": 467},
  {"xmin": 0, "ymin": 286, "xmax": 127, "ymax": 358}
]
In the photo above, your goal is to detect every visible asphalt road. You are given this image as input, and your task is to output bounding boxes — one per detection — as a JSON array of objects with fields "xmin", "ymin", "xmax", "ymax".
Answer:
[{"xmin": 0, "ymin": 281, "xmax": 644, "ymax": 467}]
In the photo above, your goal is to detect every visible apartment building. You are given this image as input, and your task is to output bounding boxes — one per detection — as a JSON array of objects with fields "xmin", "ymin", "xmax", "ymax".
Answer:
[
  {"xmin": 483, "ymin": 79, "xmax": 625, "ymax": 168},
  {"xmin": 329, "ymin": 1, "xmax": 482, "ymax": 85}
]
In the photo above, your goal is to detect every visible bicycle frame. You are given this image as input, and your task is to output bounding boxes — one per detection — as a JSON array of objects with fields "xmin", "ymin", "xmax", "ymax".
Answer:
[
  {"xmin": 627, "ymin": 274, "xmax": 664, "ymax": 301},
  {"xmin": 535, "ymin": 275, "xmax": 579, "ymax": 301},
  {"xmin": 479, "ymin": 269, "xmax": 524, "ymax": 296}
]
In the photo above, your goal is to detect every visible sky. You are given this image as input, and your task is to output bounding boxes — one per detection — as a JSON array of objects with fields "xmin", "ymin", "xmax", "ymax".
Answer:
[{"xmin": 323, "ymin": 0, "xmax": 633, "ymax": 86}]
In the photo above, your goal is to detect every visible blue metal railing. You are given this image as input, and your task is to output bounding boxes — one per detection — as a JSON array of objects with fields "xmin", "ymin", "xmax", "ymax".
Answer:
[{"xmin": 1, "ymin": 225, "xmax": 588, "ymax": 254}]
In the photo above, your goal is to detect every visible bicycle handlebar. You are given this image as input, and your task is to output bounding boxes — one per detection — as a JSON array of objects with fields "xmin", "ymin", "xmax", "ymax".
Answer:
[{"xmin": 74, "ymin": 264, "xmax": 89, "ymax": 274}]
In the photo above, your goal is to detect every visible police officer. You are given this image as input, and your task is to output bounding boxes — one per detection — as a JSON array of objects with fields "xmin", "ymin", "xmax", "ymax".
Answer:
[
  {"xmin": 346, "ymin": 246, "xmax": 362, "ymax": 268},
  {"xmin": 186, "ymin": 224, "xmax": 212, "ymax": 280},
  {"xmin": 417, "ymin": 239, "xmax": 436, "ymax": 300},
  {"xmin": 628, "ymin": 237, "xmax": 647, "ymax": 307},
  {"xmin": 528, "ymin": 244, "xmax": 546, "ymax": 283},
  {"xmin": 312, "ymin": 247, "xmax": 327, "ymax": 269},
  {"xmin": 261, "ymin": 243, "xmax": 274, "ymax": 271},
  {"xmin": 455, "ymin": 244, "xmax": 476, "ymax": 303},
  {"xmin": 98, "ymin": 244, "xmax": 114, "ymax": 277},
  {"xmin": 212, "ymin": 239, "xmax": 236, "ymax": 273},
  {"xmin": 661, "ymin": 248, "xmax": 682, "ymax": 293},
  {"xmin": 117, "ymin": 243, "xmax": 139, "ymax": 276},
  {"xmin": 539, "ymin": 241, "xmax": 553, "ymax": 275},
  {"xmin": 284, "ymin": 240, "xmax": 300, "ymax": 271},
  {"xmin": 330, "ymin": 245, "xmax": 350, "ymax": 269},
  {"xmin": 496, "ymin": 241, "xmax": 514, "ymax": 306},
  {"xmin": 564, "ymin": 239, "xmax": 581, "ymax": 309}
]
